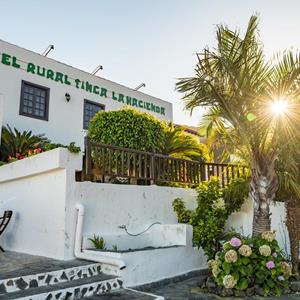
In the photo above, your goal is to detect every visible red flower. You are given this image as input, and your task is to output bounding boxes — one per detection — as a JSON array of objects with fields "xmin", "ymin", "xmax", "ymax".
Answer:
[
  {"xmin": 34, "ymin": 148, "xmax": 42, "ymax": 154},
  {"xmin": 28, "ymin": 149, "xmax": 33, "ymax": 156}
]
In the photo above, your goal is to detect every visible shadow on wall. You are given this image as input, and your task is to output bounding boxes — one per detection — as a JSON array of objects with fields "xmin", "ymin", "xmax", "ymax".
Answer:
[{"xmin": 226, "ymin": 198, "xmax": 289, "ymax": 255}]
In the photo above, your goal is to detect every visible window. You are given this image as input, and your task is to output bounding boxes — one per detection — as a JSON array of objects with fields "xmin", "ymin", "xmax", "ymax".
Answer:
[
  {"xmin": 83, "ymin": 100, "xmax": 105, "ymax": 129},
  {"xmin": 20, "ymin": 81, "xmax": 50, "ymax": 121}
]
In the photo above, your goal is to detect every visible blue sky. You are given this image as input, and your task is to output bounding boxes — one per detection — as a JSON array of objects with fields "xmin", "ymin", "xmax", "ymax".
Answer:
[{"xmin": 1, "ymin": 0, "xmax": 300, "ymax": 125}]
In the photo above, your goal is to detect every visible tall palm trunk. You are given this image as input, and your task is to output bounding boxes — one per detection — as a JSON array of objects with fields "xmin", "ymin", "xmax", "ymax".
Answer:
[
  {"xmin": 286, "ymin": 197, "xmax": 300, "ymax": 275},
  {"xmin": 250, "ymin": 160, "xmax": 278, "ymax": 236}
]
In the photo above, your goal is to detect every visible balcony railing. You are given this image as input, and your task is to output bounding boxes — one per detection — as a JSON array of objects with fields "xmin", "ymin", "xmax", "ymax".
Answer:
[{"xmin": 81, "ymin": 137, "xmax": 247, "ymax": 187}]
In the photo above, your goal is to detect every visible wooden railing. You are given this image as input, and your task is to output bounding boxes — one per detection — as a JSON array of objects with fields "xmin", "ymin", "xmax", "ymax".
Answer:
[{"xmin": 82, "ymin": 138, "xmax": 247, "ymax": 186}]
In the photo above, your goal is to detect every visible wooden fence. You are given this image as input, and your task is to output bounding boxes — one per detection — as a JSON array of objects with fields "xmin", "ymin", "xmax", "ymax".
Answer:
[{"xmin": 82, "ymin": 138, "xmax": 247, "ymax": 186}]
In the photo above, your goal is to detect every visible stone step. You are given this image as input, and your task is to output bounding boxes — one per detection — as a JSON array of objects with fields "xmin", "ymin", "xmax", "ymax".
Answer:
[
  {"xmin": 0, "ymin": 263, "xmax": 103, "ymax": 294},
  {"xmin": 0, "ymin": 274, "xmax": 122, "ymax": 300}
]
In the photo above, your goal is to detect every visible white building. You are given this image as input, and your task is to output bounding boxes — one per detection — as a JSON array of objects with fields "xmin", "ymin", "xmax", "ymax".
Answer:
[{"xmin": 0, "ymin": 40, "xmax": 173, "ymax": 148}]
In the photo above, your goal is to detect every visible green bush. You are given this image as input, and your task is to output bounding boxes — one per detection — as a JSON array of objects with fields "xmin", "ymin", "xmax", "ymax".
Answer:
[
  {"xmin": 172, "ymin": 176, "xmax": 249, "ymax": 259},
  {"xmin": 88, "ymin": 107, "xmax": 167, "ymax": 152},
  {"xmin": 209, "ymin": 232, "xmax": 291, "ymax": 296},
  {"xmin": 43, "ymin": 142, "xmax": 81, "ymax": 154}
]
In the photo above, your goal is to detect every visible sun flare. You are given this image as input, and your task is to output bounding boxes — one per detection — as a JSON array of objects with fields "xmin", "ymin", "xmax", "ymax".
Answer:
[{"xmin": 270, "ymin": 99, "xmax": 289, "ymax": 116}]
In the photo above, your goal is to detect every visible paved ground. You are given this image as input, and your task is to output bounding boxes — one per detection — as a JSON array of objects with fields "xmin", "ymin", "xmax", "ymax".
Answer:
[
  {"xmin": 87, "ymin": 289, "xmax": 158, "ymax": 299},
  {"xmin": 0, "ymin": 251, "xmax": 92, "ymax": 279},
  {"xmin": 144, "ymin": 276, "xmax": 300, "ymax": 300}
]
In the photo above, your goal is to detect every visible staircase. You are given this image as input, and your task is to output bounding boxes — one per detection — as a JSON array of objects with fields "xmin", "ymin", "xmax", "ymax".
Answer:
[{"xmin": 0, "ymin": 262, "xmax": 123, "ymax": 299}]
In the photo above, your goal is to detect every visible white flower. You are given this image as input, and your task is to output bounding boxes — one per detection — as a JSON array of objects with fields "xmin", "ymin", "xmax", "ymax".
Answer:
[
  {"xmin": 212, "ymin": 198, "xmax": 226, "ymax": 210},
  {"xmin": 261, "ymin": 230, "xmax": 276, "ymax": 242},
  {"xmin": 223, "ymin": 275, "xmax": 237, "ymax": 289},
  {"xmin": 259, "ymin": 245, "xmax": 271, "ymax": 257},
  {"xmin": 223, "ymin": 241, "xmax": 231, "ymax": 251},
  {"xmin": 224, "ymin": 249, "xmax": 238, "ymax": 263},
  {"xmin": 207, "ymin": 259, "xmax": 216, "ymax": 269},
  {"xmin": 212, "ymin": 265, "xmax": 221, "ymax": 278},
  {"xmin": 238, "ymin": 244, "xmax": 252, "ymax": 257}
]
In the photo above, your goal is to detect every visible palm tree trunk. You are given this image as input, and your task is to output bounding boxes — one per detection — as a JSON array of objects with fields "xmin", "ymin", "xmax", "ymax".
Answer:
[
  {"xmin": 286, "ymin": 197, "xmax": 300, "ymax": 275},
  {"xmin": 250, "ymin": 162, "xmax": 278, "ymax": 236}
]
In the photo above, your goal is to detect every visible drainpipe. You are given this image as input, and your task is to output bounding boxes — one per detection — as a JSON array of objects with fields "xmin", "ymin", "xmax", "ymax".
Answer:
[{"xmin": 74, "ymin": 204, "xmax": 126, "ymax": 270}]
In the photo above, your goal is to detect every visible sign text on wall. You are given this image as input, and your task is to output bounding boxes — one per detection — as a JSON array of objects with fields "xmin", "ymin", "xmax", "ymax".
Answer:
[{"xmin": 1, "ymin": 52, "xmax": 166, "ymax": 115}]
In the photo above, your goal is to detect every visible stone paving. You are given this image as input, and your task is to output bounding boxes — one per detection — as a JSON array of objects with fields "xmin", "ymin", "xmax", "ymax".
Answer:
[
  {"xmin": 87, "ymin": 288, "xmax": 158, "ymax": 299},
  {"xmin": 0, "ymin": 251, "xmax": 92, "ymax": 279},
  {"xmin": 144, "ymin": 276, "xmax": 300, "ymax": 300}
]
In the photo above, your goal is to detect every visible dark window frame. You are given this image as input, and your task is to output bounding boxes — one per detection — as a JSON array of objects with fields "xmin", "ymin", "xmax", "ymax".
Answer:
[
  {"xmin": 19, "ymin": 80, "xmax": 50, "ymax": 121},
  {"xmin": 83, "ymin": 99, "xmax": 105, "ymax": 129}
]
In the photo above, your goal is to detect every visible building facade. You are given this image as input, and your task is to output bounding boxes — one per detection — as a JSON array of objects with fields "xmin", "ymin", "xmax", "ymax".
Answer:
[{"xmin": 0, "ymin": 40, "xmax": 172, "ymax": 148}]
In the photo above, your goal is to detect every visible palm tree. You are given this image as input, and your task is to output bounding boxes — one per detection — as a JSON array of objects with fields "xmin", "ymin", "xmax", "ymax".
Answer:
[
  {"xmin": 177, "ymin": 15, "xmax": 300, "ymax": 235},
  {"xmin": 160, "ymin": 123, "xmax": 210, "ymax": 161}
]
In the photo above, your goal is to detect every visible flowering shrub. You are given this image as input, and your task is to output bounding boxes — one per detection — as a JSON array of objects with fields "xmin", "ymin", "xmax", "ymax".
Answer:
[
  {"xmin": 208, "ymin": 231, "xmax": 291, "ymax": 296},
  {"xmin": 172, "ymin": 175, "xmax": 249, "ymax": 259},
  {"xmin": 3, "ymin": 142, "xmax": 81, "ymax": 165},
  {"xmin": 7, "ymin": 147, "xmax": 43, "ymax": 162}
]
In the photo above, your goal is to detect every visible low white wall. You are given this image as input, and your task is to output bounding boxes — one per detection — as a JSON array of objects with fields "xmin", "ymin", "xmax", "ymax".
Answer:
[
  {"xmin": 64, "ymin": 182, "xmax": 197, "ymax": 258},
  {"xmin": 0, "ymin": 148, "xmax": 82, "ymax": 259}
]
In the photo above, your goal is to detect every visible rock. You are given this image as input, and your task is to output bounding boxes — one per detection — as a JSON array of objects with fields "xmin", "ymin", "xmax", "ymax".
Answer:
[
  {"xmin": 254, "ymin": 285, "xmax": 265, "ymax": 296},
  {"xmin": 199, "ymin": 276, "xmax": 207, "ymax": 288},
  {"xmin": 290, "ymin": 281, "xmax": 300, "ymax": 292},
  {"xmin": 246, "ymin": 287, "xmax": 255, "ymax": 296},
  {"xmin": 214, "ymin": 287, "xmax": 222, "ymax": 295},
  {"xmin": 220, "ymin": 288, "xmax": 234, "ymax": 297},
  {"xmin": 234, "ymin": 290, "xmax": 246, "ymax": 297},
  {"xmin": 206, "ymin": 277, "xmax": 216, "ymax": 289}
]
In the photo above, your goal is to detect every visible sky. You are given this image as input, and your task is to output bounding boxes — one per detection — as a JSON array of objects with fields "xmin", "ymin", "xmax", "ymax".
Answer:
[{"xmin": 1, "ymin": 0, "xmax": 300, "ymax": 126}]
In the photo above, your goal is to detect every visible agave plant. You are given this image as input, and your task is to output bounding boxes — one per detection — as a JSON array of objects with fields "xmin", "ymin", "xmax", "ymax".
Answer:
[{"xmin": 0, "ymin": 125, "xmax": 50, "ymax": 161}]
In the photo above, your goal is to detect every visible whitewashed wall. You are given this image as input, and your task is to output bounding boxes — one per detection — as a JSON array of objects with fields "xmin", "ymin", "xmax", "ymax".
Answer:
[
  {"xmin": 0, "ymin": 40, "xmax": 172, "ymax": 149},
  {"xmin": 0, "ymin": 149, "xmax": 206, "ymax": 286},
  {"xmin": 0, "ymin": 149, "xmax": 81, "ymax": 258},
  {"xmin": 0, "ymin": 149, "xmax": 290, "ymax": 286},
  {"xmin": 0, "ymin": 149, "xmax": 197, "ymax": 259}
]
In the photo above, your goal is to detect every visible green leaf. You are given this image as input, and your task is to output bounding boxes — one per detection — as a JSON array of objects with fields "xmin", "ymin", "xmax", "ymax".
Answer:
[
  {"xmin": 241, "ymin": 257, "xmax": 250, "ymax": 265},
  {"xmin": 266, "ymin": 279, "xmax": 275, "ymax": 288},
  {"xmin": 222, "ymin": 261, "xmax": 231, "ymax": 274},
  {"xmin": 239, "ymin": 278, "xmax": 249, "ymax": 290}
]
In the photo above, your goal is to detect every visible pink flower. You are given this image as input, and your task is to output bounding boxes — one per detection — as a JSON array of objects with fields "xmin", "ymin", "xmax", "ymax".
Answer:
[
  {"xmin": 266, "ymin": 261, "xmax": 275, "ymax": 269},
  {"xmin": 272, "ymin": 252, "xmax": 278, "ymax": 258},
  {"xmin": 229, "ymin": 237, "xmax": 242, "ymax": 247}
]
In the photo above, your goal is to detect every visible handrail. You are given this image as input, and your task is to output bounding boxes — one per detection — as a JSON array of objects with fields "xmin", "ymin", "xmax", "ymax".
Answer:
[{"xmin": 83, "ymin": 137, "xmax": 246, "ymax": 186}]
